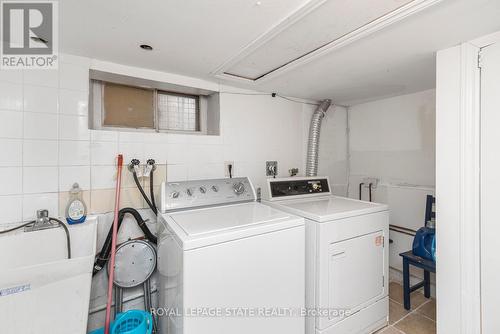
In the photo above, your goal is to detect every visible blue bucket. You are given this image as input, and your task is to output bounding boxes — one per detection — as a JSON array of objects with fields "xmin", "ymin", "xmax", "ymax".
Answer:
[{"xmin": 89, "ymin": 310, "xmax": 153, "ymax": 334}]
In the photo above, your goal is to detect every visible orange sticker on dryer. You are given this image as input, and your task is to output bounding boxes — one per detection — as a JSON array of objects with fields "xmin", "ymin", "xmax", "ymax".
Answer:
[{"xmin": 375, "ymin": 236, "xmax": 383, "ymax": 246}]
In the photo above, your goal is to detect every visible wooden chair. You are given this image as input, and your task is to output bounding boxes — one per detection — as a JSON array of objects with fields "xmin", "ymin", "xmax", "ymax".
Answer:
[{"xmin": 399, "ymin": 195, "xmax": 436, "ymax": 310}]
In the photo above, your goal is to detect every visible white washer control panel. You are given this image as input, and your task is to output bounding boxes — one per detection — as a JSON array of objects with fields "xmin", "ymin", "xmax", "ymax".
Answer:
[{"xmin": 160, "ymin": 177, "xmax": 256, "ymax": 212}]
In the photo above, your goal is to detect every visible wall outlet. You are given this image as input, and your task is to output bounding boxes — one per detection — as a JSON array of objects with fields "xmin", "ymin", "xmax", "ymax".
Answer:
[
  {"xmin": 266, "ymin": 161, "xmax": 278, "ymax": 176},
  {"xmin": 224, "ymin": 161, "xmax": 234, "ymax": 177},
  {"xmin": 289, "ymin": 168, "xmax": 299, "ymax": 177}
]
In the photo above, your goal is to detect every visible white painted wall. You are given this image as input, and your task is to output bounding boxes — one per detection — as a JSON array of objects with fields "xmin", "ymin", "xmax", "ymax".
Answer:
[
  {"xmin": 349, "ymin": 89, "xmax": 435, "ymax": 188},
  {"xmin": 347, "ymin": 90, "xmax": 436, "ymax": 280},
  {"xmin": 303, "ymin": 104, "xmax": 349, "ymax": 195}
]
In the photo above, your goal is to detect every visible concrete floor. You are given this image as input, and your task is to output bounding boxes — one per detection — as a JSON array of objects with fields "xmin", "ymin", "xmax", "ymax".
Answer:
[{"xmin": 376, "ymin": 282, "xmax": 436, "ymax": 334}]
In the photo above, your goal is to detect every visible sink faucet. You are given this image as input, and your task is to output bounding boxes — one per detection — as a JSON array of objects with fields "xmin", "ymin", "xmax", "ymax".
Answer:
[{"xmin": 25, "ymin": 209, "xmax": 59, "ymax": 232}]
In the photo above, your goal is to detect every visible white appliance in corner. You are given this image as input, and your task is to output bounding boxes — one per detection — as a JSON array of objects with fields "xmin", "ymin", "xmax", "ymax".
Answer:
[
  {"xmin": 263, "ymin": 177, "xmax": 389, "ymax": 334},
  {"xmin": 157, "ymin": 177, "xmax": 305, "ymax": 334}
]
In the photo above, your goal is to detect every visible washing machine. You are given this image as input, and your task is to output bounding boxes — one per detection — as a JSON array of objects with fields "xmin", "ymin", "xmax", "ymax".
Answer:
[
  {"xmin": 157, "ymin": 177, "xmax": 305, "ymax": 334},
  {"xmin": 263, "ymin": 176, "xmax": 389, "ymax": 334}
]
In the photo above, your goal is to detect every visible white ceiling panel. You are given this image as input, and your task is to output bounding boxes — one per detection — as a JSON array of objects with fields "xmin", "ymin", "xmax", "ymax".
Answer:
[
  {"xmin": 59, "ymin": 0, "xmax": 309, "ymax": 78},
  {"xmin": 59, "ymin": 0, "xmax": 500, "ymax": 105},
  {"xmin": 224, "ymin": 0, "xmax": 414, "ymax": 80},
  {"xmin": 253, "ymin": 0, "xmax": 500, "ymax": 104}
]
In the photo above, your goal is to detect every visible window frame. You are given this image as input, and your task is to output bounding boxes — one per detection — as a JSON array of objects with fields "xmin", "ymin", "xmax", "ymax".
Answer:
[{"xmin": 90, "ymin": 79, "xmax": 204, "ymax": 134}]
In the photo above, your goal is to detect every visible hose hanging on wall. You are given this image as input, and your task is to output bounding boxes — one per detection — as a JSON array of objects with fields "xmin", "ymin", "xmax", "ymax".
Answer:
[
  {"xmin": 132, "ymin": 172, "xmax": 158, "ymax": 215},
  {"xmin": 306, "ymin": 99, "xmax": 332, "ymax": 176},
  {"xmin": 147, "ymin": 159, "xmax": 157, "ymax": 213},
  {"xmin": 93, "ymin": 207, "xmax": 157, "ymax": 276},
  {"xmin": 129, "ymin": 159, "xmax": 158, "ymax": 215},
  {"xmin": 92, "ymin": 159, "xmax": 159, "ymax": 276}
]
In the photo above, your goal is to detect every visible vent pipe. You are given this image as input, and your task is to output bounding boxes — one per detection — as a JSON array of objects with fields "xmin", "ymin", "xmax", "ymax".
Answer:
[{"xmin": 306, "ymin": 99, "xmax": 332, "ymax": 176}]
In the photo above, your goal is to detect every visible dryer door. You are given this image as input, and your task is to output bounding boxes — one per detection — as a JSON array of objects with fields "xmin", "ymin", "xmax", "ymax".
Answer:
[{"xmin": 316, "ymin": 212, "xmax": 387, "ymax": 330}]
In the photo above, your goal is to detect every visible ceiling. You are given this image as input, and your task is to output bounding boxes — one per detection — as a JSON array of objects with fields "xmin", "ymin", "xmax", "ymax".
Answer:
[{"xmin": 60, "ymin": 0, "xmax": 500, "ymax": 105}]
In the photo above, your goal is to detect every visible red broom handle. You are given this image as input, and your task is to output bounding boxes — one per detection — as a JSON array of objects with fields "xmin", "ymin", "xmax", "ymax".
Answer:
[{"xmin": 104, "ymin": 154, "xmax": 123, "ymax": 334}]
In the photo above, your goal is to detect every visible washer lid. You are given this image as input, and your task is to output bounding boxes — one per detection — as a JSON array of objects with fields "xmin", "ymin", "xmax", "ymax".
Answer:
[
  {"xmin": 267, "ymin": 196, "xmax": 388, "ymax": 222},
  {"xmin": 163, "ymin": 202, "xmax": 304, "ymax": 249}
]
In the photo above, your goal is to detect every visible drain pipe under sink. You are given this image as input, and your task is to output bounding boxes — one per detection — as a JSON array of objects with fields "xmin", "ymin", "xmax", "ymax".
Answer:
[{"xmin": 306, "ymin": 99, "xmax": 332, "ymax": 176}]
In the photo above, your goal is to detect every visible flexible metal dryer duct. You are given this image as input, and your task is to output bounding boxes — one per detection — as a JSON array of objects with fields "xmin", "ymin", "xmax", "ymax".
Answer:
[{"xmin": 306, "ymin": 99, "xmax": 332, "ymax": 176}]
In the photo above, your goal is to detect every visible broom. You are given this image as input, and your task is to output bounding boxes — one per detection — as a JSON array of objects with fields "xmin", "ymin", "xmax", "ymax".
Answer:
[{"xmin": 104, "ymin": 154, "xmax": 124, "ymax": 334}]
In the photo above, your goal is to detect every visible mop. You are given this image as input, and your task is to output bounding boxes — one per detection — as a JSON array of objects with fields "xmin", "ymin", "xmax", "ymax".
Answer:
[{"xmin": 104, "ymin": 154, "xmax": 124, "ymax": 334}]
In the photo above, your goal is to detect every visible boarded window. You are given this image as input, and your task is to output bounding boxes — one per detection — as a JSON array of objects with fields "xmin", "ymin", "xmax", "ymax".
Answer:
[{"xmin": 102, "ymin": 83, "xmax": 154, "ymax": 128}]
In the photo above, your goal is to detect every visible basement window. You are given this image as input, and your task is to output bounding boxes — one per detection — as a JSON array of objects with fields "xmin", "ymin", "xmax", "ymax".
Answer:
[
  {"xmin": 157, "ymin": 92, "xmax": 199, "ymax": 131},
  {"xmin": 101, "ymin": 82, "xmax": 155, "ymax": 129},
  {"xmin": 89, "ymin": 71, "xmax": 220, "ymax": 135}
]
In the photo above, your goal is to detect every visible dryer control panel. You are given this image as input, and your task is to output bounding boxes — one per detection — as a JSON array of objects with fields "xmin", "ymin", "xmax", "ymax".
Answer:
[
  {"xmin": 160, "ymin": 177, "xmax": 256, "ymax": 212},
  {"xmin": 265, "ymin": 177, "xmax": 331, "ymax": 201}
]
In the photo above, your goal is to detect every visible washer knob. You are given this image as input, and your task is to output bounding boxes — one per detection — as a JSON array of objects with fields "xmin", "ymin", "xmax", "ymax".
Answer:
[
  {"xmin": 233, "ymin": 182, "xmax": 245, "ymax": 195},
  {"xmin": 171, "ymin": 191, "xmax": 180, "ymax": 199},
  {"xmin": 211, "ymin": 185, "xmax": 219, "ymax": 192},
  {"xmin": 199, "ymin": 186, "xmax": 207, "ymax": 194},
  {"xmin": 186, "ymin": 188, "xmax": 194, "ymax": 197}
]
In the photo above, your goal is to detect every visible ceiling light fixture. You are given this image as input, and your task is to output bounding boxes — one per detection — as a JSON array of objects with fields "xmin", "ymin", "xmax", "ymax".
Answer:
[{"xmin": 140, "ymin": 44, "xmax": 153, "ymax": 51}]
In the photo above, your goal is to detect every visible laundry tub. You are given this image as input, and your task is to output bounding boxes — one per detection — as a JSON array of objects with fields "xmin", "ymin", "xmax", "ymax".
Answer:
[{"xmin": 0, "ymin": 218, "xmax": 97, "ymax": 334}]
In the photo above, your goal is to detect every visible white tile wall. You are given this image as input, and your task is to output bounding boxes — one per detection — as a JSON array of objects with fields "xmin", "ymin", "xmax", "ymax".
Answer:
[
  {"xmin": 59, "ymin": 115, "xmax": 90, "ymax": 140},
  {"xmin": 23, "ymin": 69, "xmax": 58, "ymax": 87},
  {"xmin": 166, "ymin": 164, "xmax": 188, "ymax": 181},
  {"xmin": 59, "ymin": 89, "xmax": 88, "ymax": 116},
  {"xmin": 24, "ymin": 112, "xmax": 58, "ymax": 140},
  {"xmin": 90, "ymin": 141, "xmax": 117, "ymax": 165},
  {"xmin": 23, "ymin": 140, "xmax": 58, "ymax": 166},
  {"xmin": 143, "ymin": 142, "xmax": 169, "ymax": 164},
  {"xmin": 23, "ymin": 85, "xmax": 59, "ymax": 113},
  {"xmin": 0, "ymin": 195, "xmax": 23, "ymax": 225},
  {"xmin": 165, "ymin": 143, "xmax": 187, "ymax": 164},
  {"xmin": 0, "ymin": 167, "xmax": 22, "ymax": 195},
  {"xmin": 0, "ymin": 55, "xmax": 343, "ymax": 227},
  {"xmin": 0, "ymin": 110, "xmax": 23, "ymax": 138},
  {"xmin": 118, "ymin": 131, "xmax": 144, "ymax": 143},
  {"xmin": 60, "ymin": 166, "xmax": 91, "ymax": 191},
  {"xmin": 59, "ymin": 141, "xmax": 90, "ymax": 166},
  {"xmin": 90, "ymin": 165, "xmax": 117, "ymax": 190},
  {"xmin": 0, "ymin": 82, "xmax": 23, "ymax": 110},
  {"xmin": 0, "ymin": 139, "xmax": 22, "ymax": 166},
  {"xmin": 0, "ymin": 68, "xmax": 23, "ymax": 84},
  {"xmin": 119, "ymin": 141, "xmax": 145, "ymax": 163},
  {"xmin": 90, "ymin": 129, "xmax": 118, "ymax": 142},
  {"xmin": 23, "ymin": 166, "xmax": 59, "ymax": 193}
]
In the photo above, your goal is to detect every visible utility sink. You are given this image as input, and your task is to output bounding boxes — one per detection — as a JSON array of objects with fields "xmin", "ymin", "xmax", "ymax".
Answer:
[{"xmin": 0, "ymin": 218, "xmax": 97, "ymax": 334}]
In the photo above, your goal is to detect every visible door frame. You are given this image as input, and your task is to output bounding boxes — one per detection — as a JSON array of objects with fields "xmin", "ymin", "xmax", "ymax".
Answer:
[{"xmin": 436, "ymin": 31, "xmax": 500, "ymax": 334}]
